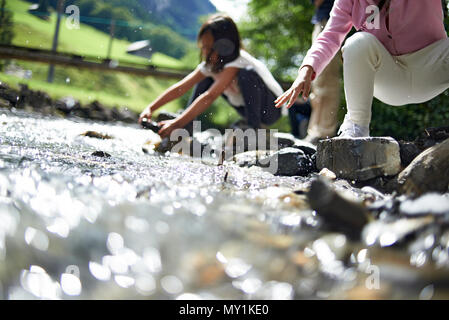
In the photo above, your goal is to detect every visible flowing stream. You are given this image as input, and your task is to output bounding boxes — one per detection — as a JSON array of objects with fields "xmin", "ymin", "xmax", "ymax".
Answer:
[{"xmin": 0, "ymin": 109, "xmax": 448, "ymax": 300}]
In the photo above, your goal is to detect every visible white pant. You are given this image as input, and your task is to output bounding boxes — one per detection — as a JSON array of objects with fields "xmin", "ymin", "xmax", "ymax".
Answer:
[{"xmin": 341, "ymin": 32, "xmax": 449, "ymax": 127}]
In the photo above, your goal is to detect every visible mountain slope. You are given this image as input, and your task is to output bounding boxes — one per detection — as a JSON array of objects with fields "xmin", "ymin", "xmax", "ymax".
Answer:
[
  {"xmin": 25, "ymin": 0, "xmax": 215, "ymax": 58},
  {"xmin": 139, "ymin": 0, "xmax": 217, "ymax": 40}
]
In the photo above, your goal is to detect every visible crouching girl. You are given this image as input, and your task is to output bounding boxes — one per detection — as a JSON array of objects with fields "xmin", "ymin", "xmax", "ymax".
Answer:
[{"xmin": 276, "ymin": 0, "xmax": 449, "ymax": 138}]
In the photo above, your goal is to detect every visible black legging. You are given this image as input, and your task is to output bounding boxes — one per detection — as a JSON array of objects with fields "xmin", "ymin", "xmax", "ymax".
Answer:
[
  {"xmin": 188, "ymin": 68, "xmax": 281, "ymax": 129},
  {"xmin": 288, "ymin": 101, "xmax": 311, "ymax": 138}
]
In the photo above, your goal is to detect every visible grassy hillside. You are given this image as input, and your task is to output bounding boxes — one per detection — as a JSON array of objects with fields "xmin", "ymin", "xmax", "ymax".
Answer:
[{"xmin": 9, "ymin": 0, "xmax": 186, "ymax": 68}]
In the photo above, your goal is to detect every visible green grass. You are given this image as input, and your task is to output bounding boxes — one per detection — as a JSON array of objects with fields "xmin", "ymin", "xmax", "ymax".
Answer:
[
  {"xmin": 8, "ymin": 0, "xmax": 186, "ymax": 68},
  {"xmin": 0, "ymin": 63, "xmax": 184, "ymax": 113}
]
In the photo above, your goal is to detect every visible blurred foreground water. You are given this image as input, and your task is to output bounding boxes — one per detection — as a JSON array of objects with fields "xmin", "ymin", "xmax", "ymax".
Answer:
[{"xmin": 1, "ymin": 109, "xmax": 448, "ymax": 300}]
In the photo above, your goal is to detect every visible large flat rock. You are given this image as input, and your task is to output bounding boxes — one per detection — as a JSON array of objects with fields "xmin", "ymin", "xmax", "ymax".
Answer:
[{"xmin": 316, "ymin": 137, "xmax": 401, "ymax": 181}]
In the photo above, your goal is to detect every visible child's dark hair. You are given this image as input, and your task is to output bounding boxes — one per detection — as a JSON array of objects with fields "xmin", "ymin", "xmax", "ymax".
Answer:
[{"xmin": 198, "ymin": 14, "xmax": 241, "ymax": 73}]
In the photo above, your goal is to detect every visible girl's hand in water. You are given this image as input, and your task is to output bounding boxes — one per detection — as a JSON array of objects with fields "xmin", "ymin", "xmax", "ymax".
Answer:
[
  {"xmin": 158, "ymin": 119, "xmax": 182, "ymax": 139},
  {"xmin": 275, "ymin": 65, "xmax": 314, "ymax": 109}
]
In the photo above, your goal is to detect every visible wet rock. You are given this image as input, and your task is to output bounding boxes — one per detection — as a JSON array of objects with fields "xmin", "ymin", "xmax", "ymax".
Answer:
[
  {"xmin": 353, "ymin": 174, "xmax": 398, "ymax": 195},
  {"xmin": 399, "ymin": 193, "xmax": 449, "ymax": 217},
  {"xmin": 362, "ymin": 216, "xmax": 434, "ymax": 247},
  {"xmin": 140, "ymin": 118, "xmax": 161, "ymax": 133},
  {"xmin": 109, "ymin": 107, "xmax": 124, "ymax": 122},
  {"xmin": 0, "ymin": 83, "xmax": 19, "ymax": 107},
  {"xmin": 19, "ymin": 84, "xmax": 52, "ymax": 110},
  {"xmin": 142, "ymin": 135, "xmax": 162, "ymax": 154},
  {"xmin": 55, "ymin": 97, "xmax": 80, "ymax": 115},
  {"xmin": 232, "ymin": 150, "xmax": 275, "ymax": 168},
  {"xmin": 0, "ymin": 97, "xmax": 11, "ymax": 108},
  {"xmin": 72, "ymin": 106, "xmax": 91, "ymax": 119},
  {"xmin": 87, "ymin": 101, "xmax": 113, "ymax": 122},
  {"xmin": 91, "ymin": 151, "xmax": 111, "ymax": 158},
  {"xmin": 270, "ymin": 132, "xmax": 296, "ymax": 149},
  {"xmin": 265, "ymin": 147, "xmax": 314, "ymax": 176},
  {"xmin": 307, "ymin": 177, "xmax": 369, "ymax": 239},
  {"xmin": 398, "ymin": 141, "xmax": 422, "ymax": 167},
  {"xmin": 396, "ymin": 138, "xmax": 449, "ymax": 196},
  {"xmin": 291, "ymin": 139, "xmax": 317, "ymax": 157},
  {"xmin": 318, "ymin": 168, "xmax": 337, "ymax": 180},
  {"xmin": 360, "ymin": 186, "xmax": 387, "ymax": 202},
  {"xmin": 143, "ymin": 134, "xmax": 207, "ymax": 157},
  {"xmin": 366, "ymin": 195, "xmax": 401, "ymax": 219},
  {"xmin": 0, "ymin": 83, "xmax": 139, "ymax": 124},
  {"xmin": 154, "ymin": 137, "xmax": 175, "ymax": 154},
  {"xmin": 80, "ymin": 131, "xmax": 114, "ymax": 140},
  {"xmin": 317, "ymin": 137, "xmax": 401, "ymax": 181},
  {"xmin": 154, "ymin": 137, "xmax": 188, "ymax": 154}
]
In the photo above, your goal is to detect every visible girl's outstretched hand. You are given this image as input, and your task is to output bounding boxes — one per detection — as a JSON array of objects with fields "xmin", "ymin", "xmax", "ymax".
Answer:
[
  {"xmin": 138, "ymin": 106, "xmax": 153, "ymax": 124},
  {"xmin": 158, "ymin": 119, "xmax": 182, "ymax": 139},
  {"xmin": 275, "ymin": 65, "xmax": 314, "ymax": 109}
]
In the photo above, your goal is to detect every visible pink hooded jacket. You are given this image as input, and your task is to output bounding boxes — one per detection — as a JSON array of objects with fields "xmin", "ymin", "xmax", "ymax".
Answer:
[{"xmin": 302, "ymin": 0, "xmax": 448, "ymax": 76}]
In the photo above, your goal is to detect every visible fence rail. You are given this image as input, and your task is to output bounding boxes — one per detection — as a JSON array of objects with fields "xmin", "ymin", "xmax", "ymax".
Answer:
[
  {"xmin": 0, "ymin": 45, "xmax": 193, "ymax": 80},
  {"xmin": 0, "ymin": 45, "xmax": 293, "ymax": 89}
]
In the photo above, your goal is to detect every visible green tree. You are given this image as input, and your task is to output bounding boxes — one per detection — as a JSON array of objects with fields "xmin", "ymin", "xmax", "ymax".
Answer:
[
  {"xmin": 239, "ymin": 0, "xmax": 315, "ymax": 80},
  {"xmin": 38, "ymin": 0, "xmax": 49, "ymax": 13},
  {"xmin": 0, "ymin": 0, "xmax": 14, "ymax": 45},
  {"xmin": 0, "ymin": 0, "xmax": 14, "ymax": 71}
]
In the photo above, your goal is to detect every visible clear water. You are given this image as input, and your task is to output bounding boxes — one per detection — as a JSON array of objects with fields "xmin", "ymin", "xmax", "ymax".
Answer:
[{"xmin": 0, "ymin": 109, "xmax": 448, "ymax": 300}]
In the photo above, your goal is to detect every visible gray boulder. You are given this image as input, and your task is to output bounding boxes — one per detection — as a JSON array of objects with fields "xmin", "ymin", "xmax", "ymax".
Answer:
[{"xmin": 316, "ymin": 137, "xmax": 401, "ymax": 181}]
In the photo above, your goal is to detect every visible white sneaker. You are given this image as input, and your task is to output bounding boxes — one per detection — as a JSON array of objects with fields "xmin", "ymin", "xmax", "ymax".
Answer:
[{"xmin": 337, "ymin": 115, "xmax": 370, "ymax": 138}]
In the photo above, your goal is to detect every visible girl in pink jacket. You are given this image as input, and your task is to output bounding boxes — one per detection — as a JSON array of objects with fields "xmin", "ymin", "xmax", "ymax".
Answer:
[{"xmin": 276, "ymin": 0, "xmax": 449, "ymax": 138}]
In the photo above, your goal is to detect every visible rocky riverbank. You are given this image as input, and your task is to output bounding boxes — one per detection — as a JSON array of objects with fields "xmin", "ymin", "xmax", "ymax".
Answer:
[
  {"xmin": 0, "ymin": 82, "xmax": 140, "ymax": 123},
  {"xmin": 1, "ymin": 82, "xmax": 449, "ymax": 300}
]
